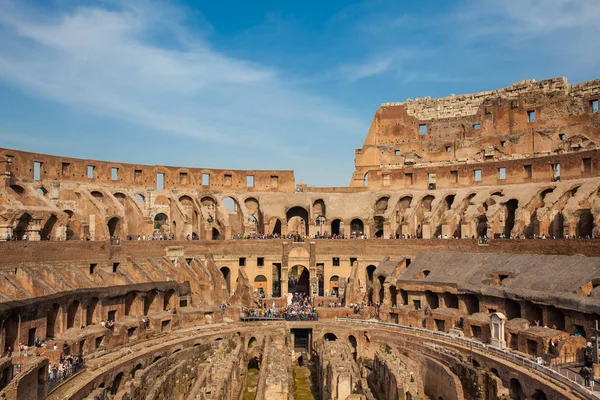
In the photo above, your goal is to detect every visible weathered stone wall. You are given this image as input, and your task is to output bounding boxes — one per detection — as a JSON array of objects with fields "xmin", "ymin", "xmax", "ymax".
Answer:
[
  {"xmin": 353, "ymin": 76, "xmax": 600, "ymax": 190},
  {"xmin": 314, "ymin": 339, "xmax": 362, "ymax": 400}
]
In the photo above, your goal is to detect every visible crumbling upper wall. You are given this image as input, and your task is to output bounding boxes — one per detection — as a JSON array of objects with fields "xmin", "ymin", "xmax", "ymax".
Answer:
[
  {"xmin": 352, "ymin": 76, "xmax": 600, "ymax": 189},
  {"xmin": 0, "ymin": 148, "xmax": 295, "ymax": 192}
]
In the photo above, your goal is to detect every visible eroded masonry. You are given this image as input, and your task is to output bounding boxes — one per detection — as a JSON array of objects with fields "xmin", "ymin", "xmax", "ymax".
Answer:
[{"xmin": 1, "ymin": 77, "xmax": 600, "ymax": 400}]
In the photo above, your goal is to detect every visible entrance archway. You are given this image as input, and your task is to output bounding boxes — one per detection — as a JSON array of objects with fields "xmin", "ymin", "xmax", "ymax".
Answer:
[{"xmin": 288, "ymin": 265, "xmax": 310, "ymax": 296}]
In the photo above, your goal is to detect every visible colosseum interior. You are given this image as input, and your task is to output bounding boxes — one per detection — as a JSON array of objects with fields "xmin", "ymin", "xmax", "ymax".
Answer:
[{"xmin": 0, "ymin": 77, "xmax": 600, "ymax": 399}]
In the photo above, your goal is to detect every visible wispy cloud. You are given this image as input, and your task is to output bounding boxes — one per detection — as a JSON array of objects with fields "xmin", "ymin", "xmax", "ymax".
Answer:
[{"xmin": 0, "ymin": 0, "xmax": 364, "ymax": 160}]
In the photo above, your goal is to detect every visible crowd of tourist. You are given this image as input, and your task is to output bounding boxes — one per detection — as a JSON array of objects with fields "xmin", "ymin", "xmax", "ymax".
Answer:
[
  {"xmin": 48, "ymin": 354, "xmax": 85, "ymax": 391},
  {"xmin": 242, "ymin": 293, "xmax": 318, "ymax": 321}
]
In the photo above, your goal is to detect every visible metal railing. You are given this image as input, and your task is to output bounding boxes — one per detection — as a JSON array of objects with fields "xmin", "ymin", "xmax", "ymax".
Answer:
[
  {"xmin": 335, "ymin": 318, "xmax": 598, "ymax": 399},
  {"xmin": 47, "ymin": 359, "xmax": 85, "ymax": 393}
]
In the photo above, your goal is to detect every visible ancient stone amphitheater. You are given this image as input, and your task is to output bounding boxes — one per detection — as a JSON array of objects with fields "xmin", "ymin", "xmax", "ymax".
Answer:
[{"xmin": 1, "ymin": 77, "xmax": 600, "ymax": 400}]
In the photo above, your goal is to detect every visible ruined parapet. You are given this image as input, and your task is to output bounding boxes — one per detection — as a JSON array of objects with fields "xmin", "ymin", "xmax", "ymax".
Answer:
[{"xmin": 314, "ymin": 339, "xmax": 363, "ymax": 400}]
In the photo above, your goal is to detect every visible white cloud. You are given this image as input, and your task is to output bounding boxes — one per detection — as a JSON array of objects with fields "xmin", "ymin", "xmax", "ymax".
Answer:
[
  {"xmin": 338, "ymin": 57, "xmax": 393, "ymax": 81},
  {"xmin": 0, "ymin": 0, "xmax": 364, "ymax": 159}
]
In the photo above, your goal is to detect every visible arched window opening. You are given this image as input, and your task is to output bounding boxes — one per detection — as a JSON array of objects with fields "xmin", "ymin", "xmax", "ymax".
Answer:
[
  {"xmin": 286, "ymin": 207, "xmax": 309, "ymax": 236},
  {"xmin": 577, "ymin": 209, "xmax": 594, "ymax": 238},
  {"xmin": 351, "ymin": 219, "xmax": 364, "ymax": 236},
  {"xmin": 331, "ymin": 219, "xmax": 344, "ymax": 237},
  {"xmin": 324, "ymin": 333, "xmax": 338, "ymax": 341}
]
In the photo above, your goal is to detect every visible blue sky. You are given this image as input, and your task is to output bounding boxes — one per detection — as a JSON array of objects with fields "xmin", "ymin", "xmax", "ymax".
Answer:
[{"xmin": 0, "ymin": 0, "xmax": 598, "ymax": 186}]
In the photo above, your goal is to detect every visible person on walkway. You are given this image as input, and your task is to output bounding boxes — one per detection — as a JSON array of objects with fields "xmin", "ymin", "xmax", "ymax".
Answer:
[{"xmin": 580, "ymin": 365, "xmax": 591, "ymax": 387}]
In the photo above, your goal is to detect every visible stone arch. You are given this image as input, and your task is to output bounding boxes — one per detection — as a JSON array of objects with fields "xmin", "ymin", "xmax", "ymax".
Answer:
[
  {"xmin": 113, "ymin": 192, "xmax": 126, "ymax": 205},
  {"xmin": 135, "ymin": 194, "xmax": 145, "ymax": 204},
  {"xmin": 375, "ymin": 196, "xmax": 390, "ymax": 213},
  {"xmin": 444, "ymin": 194, "xmax": 456, "ymax": 209},
  {"xmin": 67, "ymin": 300, "xmax": 82, "ymax": 329},
  {"xmin": 153, "ymin": 213, "xmax": 168, "ymax": 232},
  {"xmin": 510, "ymin": 379, "xmax": 524, "ymax": 400},
  {"xmin": 286, "ymin": 206, "xmax": 309, "ymax": 235},
  {"xmin": 576, "ymin": 209, "xmax": 594, "ymax": 238},
  {"xmin": 14, "ymin": 213, "xmax": 32, "ymax": 239},
  {"xmin": 220, "ymin": 267, "xmax": 232, "ymax": 295},
  {"xmin": 107, "ymin": 217, "xmax": 121, "ymax": 237},
  {"xmin": 323, "ymin": 333, "xmax": 338, "ymax": 341},
  {"xmin": 288, "ymin": 265, "xmax": 309, "ymax": 295},
  {"xmin": 329, "ymin": 275, "xmax": 340, "ymax": 296},
  {"xmin": 130, "ymin": 364, "xmax": 143, "ymax": 379},
  {"xmin": 348, "ymin": 335, "xmax": 358, "ymax": 360},
  {"xmin": 91, "ymin": 191, "xmax": 104, "ymax": 199},
  {"xmin": 110, "ymin": 372, "xmax": 124, "ymax": 395},
  {"xmin": 178, "ymin": 195, "xmax": 193, "ymax": 206},
  {"xmin": 222, "ymin": 196, "xmax": 244, "ymax": 237},
  {"xmin": 212, "ymin": 227, "xmax": 222, "ymax": 240},
  {"xmin": 331, "ymin": 219, "xmax": 344, "ymax": 236},
  {"xmin": 421, "ymin": 195, "xmax": 435, "ymax": 212},
  {"xmin": 248, "ymin": 337, "xmax": 258, "ymax": 349},
  {"xmin": 40, "ymin": 214, "xmax": 58, "ymax": 240},
  {"xmin": 254, "ymin": 275, "xmax": 268, "ymax": 295},
  {"xmin": 531, "ymin": 390, "xmax": 547, "ymax": 400},
  {"xmin": 312, "ymin": 199, "xmax": 326, "ymax": 217},
  {"xmin": 245, "ymin": 197, "xmax": 263, "ymax": 236},
  {"xmin": 350, "ymin": 218, "xmax": 364, "ymax": 236}
]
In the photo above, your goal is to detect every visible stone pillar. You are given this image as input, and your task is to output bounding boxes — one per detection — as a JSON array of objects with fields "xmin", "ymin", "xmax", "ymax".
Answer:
[
  {"xmin": 27, "ymin": 216, "xmax": 42, "ymax": 241},
  {"xmin": 490, "ymin": 312, "xmax": 507, "ymax": 349},
  {"xmin": 422, "ymin": 224, "xmax": 432, "ymax": 239}
]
